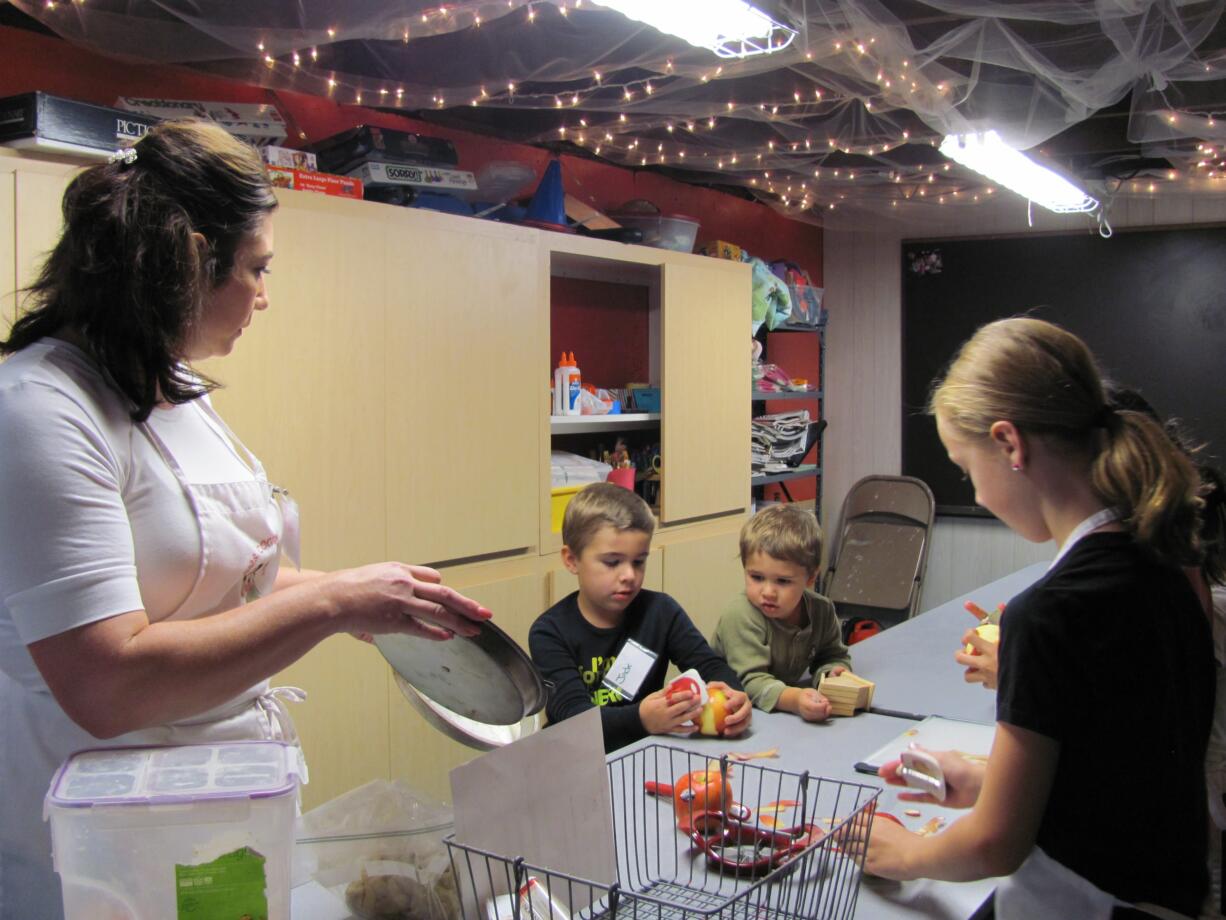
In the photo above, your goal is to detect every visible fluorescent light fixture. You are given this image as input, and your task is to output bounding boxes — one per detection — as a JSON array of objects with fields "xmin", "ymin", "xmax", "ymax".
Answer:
[
  {"xmin": 939, "ymin": 130, "xmax": 1099, "ymax": 214},
  {"xmin": 588, "ymin": 0, "xmax": 796, "ymax": 59}
]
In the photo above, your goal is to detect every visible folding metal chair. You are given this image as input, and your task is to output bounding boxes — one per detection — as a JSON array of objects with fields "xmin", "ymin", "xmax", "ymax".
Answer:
[{"xmin": 822, "ymin": 475, "xmax": 935, "ymax": 632}]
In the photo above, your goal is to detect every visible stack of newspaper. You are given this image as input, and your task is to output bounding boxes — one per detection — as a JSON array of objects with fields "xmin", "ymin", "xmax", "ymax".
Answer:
[{"xmin": 751, "ymin": 410, "xmax": 815, "ymax": 473}]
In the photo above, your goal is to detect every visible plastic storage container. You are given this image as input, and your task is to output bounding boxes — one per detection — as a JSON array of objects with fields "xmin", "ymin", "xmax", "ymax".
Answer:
[
  {"xmin": 295, "ymin": 778, "xmax": 463, "ymax": 920},
  {"xmin": 45, "ymin": 740, "xmax": 303, "ymax": 920},
  {"xmin": 610, "ymin": 212, "xmax": 700, "ymax": 252},
  {"xmin": 550, "ymin": 484, "xmax": 583, "ymax": 532}
]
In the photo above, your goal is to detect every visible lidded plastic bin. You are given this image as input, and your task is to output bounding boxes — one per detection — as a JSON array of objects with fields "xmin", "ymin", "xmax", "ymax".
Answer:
[
  {"xmin": 609, "ymin": 199, "xmax": 700, "ymax": 252},
  {"xmin": 610, "ymin": 212, "xmax": 700, "ymax": 252},
  {"xmin": 45, "ymin": 740, "xmax": 303, "ymax": 920}
]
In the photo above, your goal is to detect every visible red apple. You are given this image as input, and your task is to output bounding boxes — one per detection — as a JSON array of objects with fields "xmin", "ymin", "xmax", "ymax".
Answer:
[{"xmin": 699, "ymin": 687, "xmax": 729, "ymax": 736}]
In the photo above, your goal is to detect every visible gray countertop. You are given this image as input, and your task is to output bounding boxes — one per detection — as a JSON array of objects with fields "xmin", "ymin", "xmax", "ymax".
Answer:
[
  {"xmin": 293, "ymin": 561, "xmax": 1052, "ymax": 919},
  {"xmin": 851, "ymin": 561, "xmax": 1048, "ymax": 724}
]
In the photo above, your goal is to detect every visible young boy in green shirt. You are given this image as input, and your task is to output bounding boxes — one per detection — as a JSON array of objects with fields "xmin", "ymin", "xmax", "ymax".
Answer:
[{"xmin": 712, "ymin": 504, "xmax": 851, "ymax": 721}]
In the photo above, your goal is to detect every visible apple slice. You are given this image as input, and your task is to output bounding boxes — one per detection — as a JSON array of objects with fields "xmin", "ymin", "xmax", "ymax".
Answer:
[{"xmin": 699, "ymin": 687, "xmax": 728, "ymax": 736}]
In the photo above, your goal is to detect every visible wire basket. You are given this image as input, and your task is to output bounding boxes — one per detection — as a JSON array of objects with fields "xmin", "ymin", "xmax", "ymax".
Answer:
[{"xmin": 446, "ymin": 743, "xmax": 880, "ymax": 920}]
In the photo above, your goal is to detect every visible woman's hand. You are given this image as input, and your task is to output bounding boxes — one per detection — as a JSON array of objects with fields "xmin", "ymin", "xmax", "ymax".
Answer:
[
  {"xmin": 323, "ymin": 562, "xmax": 491, "ymax": 641},
  {"xmin": 878, "ymin": 747, "xmax": 985, "ymax": 809},
  {"xmin": 955, "ymin": 629, "xmax": 999, "ymax": 690},
  {"xmin": 639, "ymin": 688, "xmax": 704, "ymax": 735},
  {"xmin": 708, "ymin": 682, "xmax": 752, "ymax": 736},
  {"xmin": 797, "ymin": 688, "xmax": 833, "ymax": 722}
]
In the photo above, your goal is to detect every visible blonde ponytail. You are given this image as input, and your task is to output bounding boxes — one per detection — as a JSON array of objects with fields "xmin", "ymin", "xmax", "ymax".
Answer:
[
  {"xmin": 1092, "ymin": 410, "xmax": 1202, "ymax": 566},
  {"xmin": 931, "ymin": 317, "xmax": 1204, "ymax": 566}
]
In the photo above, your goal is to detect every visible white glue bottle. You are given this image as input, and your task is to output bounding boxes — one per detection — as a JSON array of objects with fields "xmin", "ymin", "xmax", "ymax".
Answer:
[
  {"xmin": 553, "ymin": 353, "xmax": 581, "ymax": 416},
  {"xmin": 564, "ymin": 352, "xmax": 582, "ymax": 415}
]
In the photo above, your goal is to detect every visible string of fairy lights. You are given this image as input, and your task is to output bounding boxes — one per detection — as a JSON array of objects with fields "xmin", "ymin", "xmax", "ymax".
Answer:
[{"xmin": 39, "ymin": 0, "xmax": 1226, "ymax": 216}]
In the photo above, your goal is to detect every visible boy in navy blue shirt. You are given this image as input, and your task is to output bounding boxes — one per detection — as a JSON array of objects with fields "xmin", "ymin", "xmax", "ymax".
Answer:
[{"xmin": 529, "ymin": 483, "xmax": 750, "ymax": 751}]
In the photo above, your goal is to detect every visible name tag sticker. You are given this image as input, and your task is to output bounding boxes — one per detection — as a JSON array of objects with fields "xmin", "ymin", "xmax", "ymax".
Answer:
[{"xmin": 601, "ymin": 638, "xmax": 658, "ymax": 701}]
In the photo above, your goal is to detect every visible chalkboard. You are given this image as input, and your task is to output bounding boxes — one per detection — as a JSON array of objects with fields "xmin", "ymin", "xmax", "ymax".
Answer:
[{"xmin": 901, "ymin": 227, "xmax": 1226, "ymax": 515}]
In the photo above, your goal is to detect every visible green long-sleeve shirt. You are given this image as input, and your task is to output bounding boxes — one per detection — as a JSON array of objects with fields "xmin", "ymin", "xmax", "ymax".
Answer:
[{"xmin": 711, "ymin": 589, "xmax": 851, "ymax": 712}]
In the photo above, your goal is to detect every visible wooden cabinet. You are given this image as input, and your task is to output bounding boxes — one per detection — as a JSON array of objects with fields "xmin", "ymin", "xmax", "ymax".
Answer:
[
  {"xmin": 207, "ymin": 190, "xmax": 390, "ymax": 570},
  {"xmin": 388, "ymin": 569, "xmax": 544, "ymax": 805},
  {"xmin": 540, "ymin": 238, "xmax": 750, "ymax": 553},
  {"xmin": 0, "ymin": 172, "xmax": 13, "ymax": 328},
  {"xmin": 14, "ymin": 169, "xmax": 71, "ymax": 299},
  {"xmin": 275, "ymin": 636, "xmax": 392, "ymax": 811},
  {"xmin": 203, "ymin": 190, "xmax": 398, "ymax": 812},
  {"xmin": 660, "ymin": 528, "xmax": 745, "ymax": 640},
  {"xmin": 0, "ymin": 154, "xmax": 77, "ymax": 326},
  {"xmin": 0, "ymin": 148, "xmax": 754, "ymax": 813},
  {"xmin": 660, "ymin": 257, "xmax": 749, "ymax": 524},
  {"xmin": 384, "ymin": 209, "xmax": 541, "ymax": 566}
]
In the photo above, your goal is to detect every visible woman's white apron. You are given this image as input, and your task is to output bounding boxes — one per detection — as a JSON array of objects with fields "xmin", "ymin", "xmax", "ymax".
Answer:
[{"xmin": 0, "ymin": 399, "xmax": 302, "ymax": 920}]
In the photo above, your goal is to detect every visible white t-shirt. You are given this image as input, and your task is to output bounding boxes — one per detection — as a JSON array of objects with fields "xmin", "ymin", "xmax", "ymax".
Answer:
[{"xmin": 0, "ymin": 339, "xmax": 254, "ymax": 692}]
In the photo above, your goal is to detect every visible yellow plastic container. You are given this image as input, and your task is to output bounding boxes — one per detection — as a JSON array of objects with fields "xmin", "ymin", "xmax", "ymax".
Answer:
[{"xmin": 550, "ymin": 485, "xmax": 584, "ymax": 532}]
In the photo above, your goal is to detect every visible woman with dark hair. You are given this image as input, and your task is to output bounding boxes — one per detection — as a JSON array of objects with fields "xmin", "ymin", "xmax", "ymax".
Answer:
[
  {"xmin": 849, "ymin": 318, "xmax": 1213, "ymax": 919},
  {"xmin": 0, "ymin": 121, "xmax": 490, "ymax": 918}
]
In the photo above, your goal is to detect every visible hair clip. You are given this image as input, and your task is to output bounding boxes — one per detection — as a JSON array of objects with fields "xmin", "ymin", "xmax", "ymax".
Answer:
[{"xmin": 108, "ymin": 147, "xmax": 138, "ymax": 167}]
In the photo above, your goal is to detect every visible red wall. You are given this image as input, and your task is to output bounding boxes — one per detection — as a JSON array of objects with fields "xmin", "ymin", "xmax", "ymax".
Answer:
[
  {"xmin": 0, "ymin": 24, "xmax": 824, "ymax": 501},
  {"xmin": 550, "ymin": 278, "xmax": 650, "ymax": 390}
]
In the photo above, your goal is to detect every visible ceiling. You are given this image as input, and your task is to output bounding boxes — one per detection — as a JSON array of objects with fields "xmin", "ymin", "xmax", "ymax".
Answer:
[{"xmin": 8, "ymin": 0, "xmax": 1226, "ymax": 228}]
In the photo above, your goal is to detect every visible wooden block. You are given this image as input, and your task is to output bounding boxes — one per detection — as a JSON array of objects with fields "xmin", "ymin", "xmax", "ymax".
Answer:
[{"xmin": 818, "ymin": 672, "xmax": 877, "ymax": 715}]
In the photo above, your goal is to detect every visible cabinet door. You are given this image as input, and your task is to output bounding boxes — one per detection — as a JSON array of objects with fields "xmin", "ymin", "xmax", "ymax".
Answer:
[
  {"xmin": 277, "ymin": 636, "xmax": 392, "ymax": 811},
  {"xmin": 13, "ymin": 168, "xmax": 74, "ymax": 322},
  {"xmin": 388, "ymin": 572, "xmax": 543, "ymax": 803},
  {"xmin": 0, "ymin": 172, "xmax": 14, "ymax": 328},
  {"xmin": 660, "ymin": 258, "xmax": 750, "ymax": 523},
  {"xmin": 384, "ymin": 211, "xmax": 540, "ymax": 565},
  {"xmin": 203, "ymin": 191, "xmax": 394, "ymax": 811},
  {"xmin": 661, "ymin": 529, "xmax": 745, "ymax": 640},
  {"xmin": 205, "ymin": 190, "xmax": 389, "ymax": 571}
]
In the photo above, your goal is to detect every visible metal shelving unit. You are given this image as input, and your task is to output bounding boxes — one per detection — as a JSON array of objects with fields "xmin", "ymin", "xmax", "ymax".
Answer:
[
  {"xmin": 751, "ymin": 463, "xmax": 822, "ymax": 487},
  {"xmin": 752, "ymin": 321, "xmax": 826, "ymax": 514},
  {"xmin": 751, "ymin": 388, "xmax": 823, "ymax": 401}
]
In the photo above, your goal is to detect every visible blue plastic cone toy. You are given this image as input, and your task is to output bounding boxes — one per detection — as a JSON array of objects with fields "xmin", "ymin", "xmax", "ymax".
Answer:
[{"xmin": 525, "ymin": 159, "xmax": 567, "ymax": 226}]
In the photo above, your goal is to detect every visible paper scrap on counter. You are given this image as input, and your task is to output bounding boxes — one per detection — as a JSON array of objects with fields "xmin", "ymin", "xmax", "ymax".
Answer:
[{"xmin": 725, "ymin": 747, "xmax": 780, "ymax": 762}]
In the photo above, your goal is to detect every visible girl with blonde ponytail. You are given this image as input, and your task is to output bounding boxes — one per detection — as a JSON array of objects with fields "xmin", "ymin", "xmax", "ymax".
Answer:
[{"xmin": 852, "ymin": 317, "xmax": 1214, "ymax": 919}]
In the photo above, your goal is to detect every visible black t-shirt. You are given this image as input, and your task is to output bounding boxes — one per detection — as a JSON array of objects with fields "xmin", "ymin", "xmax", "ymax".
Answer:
[
  {"xmin": 529, "ymin": 589, "xmax": 741, "ymax": 752},
  {"xmin": 996, "ymin": 532, "xmax": 1214, "ymax": 915}
]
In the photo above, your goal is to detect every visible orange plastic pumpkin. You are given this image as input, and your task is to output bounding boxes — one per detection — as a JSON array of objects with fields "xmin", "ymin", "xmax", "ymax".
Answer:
[{"xmin": 673, "ymin": 769, "xmax": 730, "ymax": 830}]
